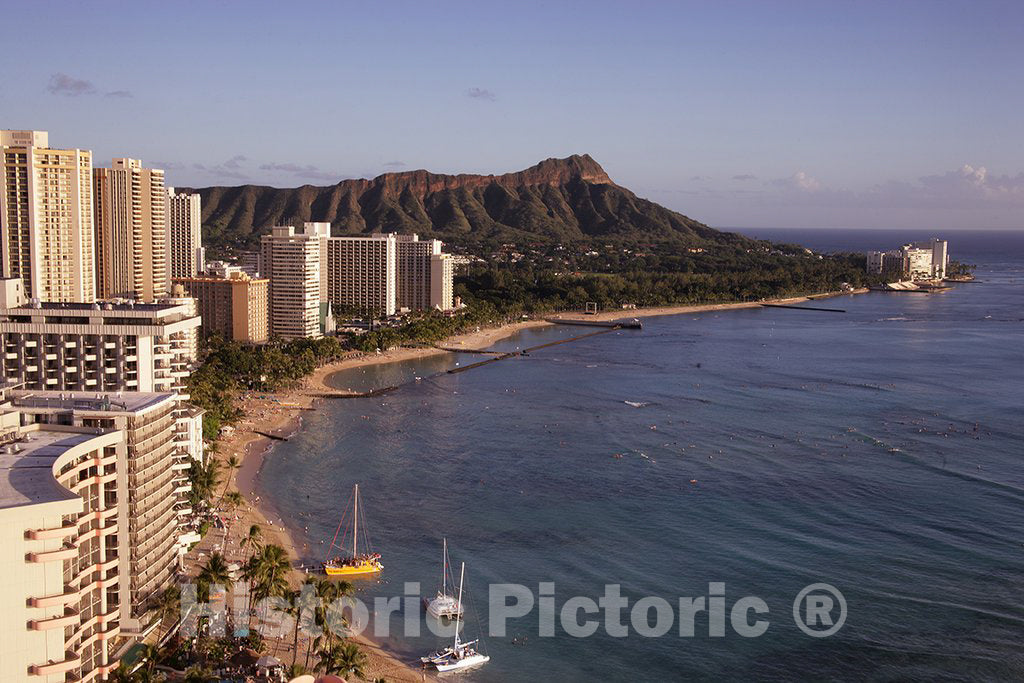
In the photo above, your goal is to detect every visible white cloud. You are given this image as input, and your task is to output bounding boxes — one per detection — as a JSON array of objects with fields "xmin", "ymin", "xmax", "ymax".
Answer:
[{"xmin": 772, "ymin": 170, "xmax": 821, "ymax": 192}]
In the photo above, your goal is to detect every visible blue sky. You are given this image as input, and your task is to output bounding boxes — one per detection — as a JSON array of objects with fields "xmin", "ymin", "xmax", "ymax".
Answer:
[{"xmin": 2, "ymin": 1, "xmax": 1022, "ymax": 229}]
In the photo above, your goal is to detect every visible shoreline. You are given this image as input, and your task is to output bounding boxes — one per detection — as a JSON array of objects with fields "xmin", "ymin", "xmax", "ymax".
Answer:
[
  {"xmin": 196, "ymin": 288, "xmax": 868, "ymax": 677},
  {"xmin": 190, "ymin": 393, "xmax": 430, "ymax": 681}
]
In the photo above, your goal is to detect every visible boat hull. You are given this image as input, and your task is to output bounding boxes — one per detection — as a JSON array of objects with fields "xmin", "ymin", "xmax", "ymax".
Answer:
[
  {"xmin": 434, "ymin": 654, "xmax": 490, "ymax": 672},
  {"xmin": 324, "ymin": 560, "xmax": 383, "ymax": 577},
  {"xmin": 426, "ymin": 594, "xmax": 464, "ymax": 620}
]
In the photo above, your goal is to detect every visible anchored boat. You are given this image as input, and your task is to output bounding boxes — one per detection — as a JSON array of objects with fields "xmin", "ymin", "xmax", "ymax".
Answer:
[
  {"xmin": 425, "ymin": 537, "xmax": 464, "ymax": 620},
  {"xmin": 421, "ymin": 562, "xmax": 490, "ymax": 672},
  {"xmin": 322, "ymin": 484, "xmax": 383, "ymax": 578}
]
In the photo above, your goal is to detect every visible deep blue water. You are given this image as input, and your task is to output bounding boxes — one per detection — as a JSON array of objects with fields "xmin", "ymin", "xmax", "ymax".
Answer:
[{"xmin": 258, "ymin": 230, "xmax": 1024, "ymax": 680}]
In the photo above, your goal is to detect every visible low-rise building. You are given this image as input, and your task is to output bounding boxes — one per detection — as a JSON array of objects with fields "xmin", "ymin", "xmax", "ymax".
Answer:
[{"xmin": 173, "ymin": 270, "xmax": 269, "ymax": 343}]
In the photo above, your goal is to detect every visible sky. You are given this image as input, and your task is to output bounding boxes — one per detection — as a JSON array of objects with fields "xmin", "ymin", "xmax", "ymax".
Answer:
[{"xmin": 2, "ymin": 0, "xmax": 1022, "ymax": 230}]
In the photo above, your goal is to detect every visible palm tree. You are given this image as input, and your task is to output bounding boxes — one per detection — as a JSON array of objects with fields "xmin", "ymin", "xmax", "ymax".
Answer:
[
  {"xmin": 282, "ymin": 588, "xmax": 303, "ymax": 666},
  {"xmin": 250, "ymin": 544, "xmax": 292, "ymax": 602},
  {"xmin": 183, "ymin": 665, "xmax": 215, "ymax": 683},
  {"xmin": 153, "ymin": 585, "xmax": 180, "ymax": 633},
  {"xmin": 188, "ymin": 458, "xmax": 221, "ymax": 506},
  {"xmin": 317, "ymin": 642, "xmax": 366, "ymax": 678},
  {"xmin": 219, "ymin": 454, "xmax": 241, "ymax": 498},
  {"xmin": 242, "ymin": 543, "xmax": 292, "ymax": 630},
  {"xmin": 241, "ymin": 523, "xmax": 263, "ymax": 556},
  {"xmin": 197, "ymin": 551, "xmax": 232, "ymax": 601},
  {"xmin": 222, "ymin": 490, "xmax": 244, "ymax": 512}
]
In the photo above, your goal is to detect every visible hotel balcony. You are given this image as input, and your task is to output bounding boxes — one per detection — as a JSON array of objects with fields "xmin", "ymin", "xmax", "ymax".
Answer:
[
  {"xmin": 26, "ymin": 542, "xmax": 78, "ymax": 563},
  {"xmin": 28, "ymin": 606, "xmax": 79, "ymax": 631},
  {"xmin": 28, "ymin": 585, "xmax": 81, "ymax": 608},
  {"xmin": 26, "ymin": 520, "xmax": 77, "ymax": 540},
  {"xmin": 29, "ymin": 651, "xmax": 81, "ymax": 676}
]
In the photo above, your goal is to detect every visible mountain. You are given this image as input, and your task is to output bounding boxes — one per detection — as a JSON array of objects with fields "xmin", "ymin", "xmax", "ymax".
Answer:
[{"xmin": 185, "ymin": 154, "xmax": 748, "ymax": 250}]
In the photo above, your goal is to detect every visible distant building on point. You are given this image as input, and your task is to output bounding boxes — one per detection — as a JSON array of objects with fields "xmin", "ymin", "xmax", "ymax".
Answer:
[{"xmin": 867, "ymin": 238, "xmax": 948, "ymax": 281}]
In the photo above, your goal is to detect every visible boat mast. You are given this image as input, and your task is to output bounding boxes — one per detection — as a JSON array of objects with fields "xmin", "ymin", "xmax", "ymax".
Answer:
[
  {"xmin": 352, "ymin": 484, "xmax": 359, "ymax": 558},
  {"xmin": 453, "ymin": 561, "xmax": 465, "ymax": 649},
  {"xmin": 441, "ymin": 537, "xmax": 447, "ymax": 594}
]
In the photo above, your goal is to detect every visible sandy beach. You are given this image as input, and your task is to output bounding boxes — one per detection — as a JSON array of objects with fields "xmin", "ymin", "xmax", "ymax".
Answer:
[{"xmin": 187, "ymin": 288, "xmax": 868, "ymax": 678}]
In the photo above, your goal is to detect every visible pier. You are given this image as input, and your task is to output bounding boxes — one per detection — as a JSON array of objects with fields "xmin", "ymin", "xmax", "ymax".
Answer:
[
  {"xmin": 253, "ymin": 430, "xmax": 290, "ymax": 441},
  {"xmin": 760, "ymin": 303, "xmax": 846, "ymax": 313},
  {"xmin": 544, "ymin": 317, "xmax": 643, "ymax": 329}
]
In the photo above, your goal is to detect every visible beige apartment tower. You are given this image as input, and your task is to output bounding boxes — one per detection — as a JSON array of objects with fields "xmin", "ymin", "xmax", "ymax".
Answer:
[
  {"xmin": 260, "ymin": 225, "xmax": 322, "ymax": 339},
  {"xmin": 325, "ymin": 233, "xmax": 397, "ymax": 316},
  {"xmin": 0, "ymin": 130, "xmax": 96, "ymax": 303},
  {"xmin": 93, "ymin": 158, "xmax": 169, "ymax": 302},
  {"xmin": 166, "ymin": 187, "xmax": 204, "ymax": 278},
  {"xmin": 392, "ymin": 233, "xmax": 440, "ymax": 310},
  {"xmin": 174, "ymin": 271, "xmax": 270, "ymax": 343},
  {"xmin": 388, "ymin": 233, "xmax": 455, "ymax": 311}
]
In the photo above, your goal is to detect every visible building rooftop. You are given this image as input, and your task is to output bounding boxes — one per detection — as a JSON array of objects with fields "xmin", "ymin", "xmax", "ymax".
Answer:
[
  {"xmin": 3, "ymin": 301, "xmax": 181, "ymax": 313},
  {"xmin": 0, "ymin": 427, "xmax": 105, "ymax": 509},
  {"xmin": 10, "ymin": 390, "xmax": 177, "ymax": 415}
]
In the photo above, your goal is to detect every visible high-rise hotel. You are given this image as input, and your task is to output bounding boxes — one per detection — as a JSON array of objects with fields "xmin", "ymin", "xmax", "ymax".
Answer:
[
  {"xmin": 391, "ymin": 233, "xmax": 454, "ymax": 312},
  {"xmin": 0, "ymin": 130, "xmax": 96, "ymax": 303},
  {"xmin": 93, "ymin": 159, "xmax": 169, "ymax": 302},
  {"xmin": 0, "ymin": 386, "xmax": 183, "ymax": 681},
  {"xmin": 259, "ymin": 224, "xmax": 457, "ymax": 336},
  {"xmin": 260, "ymin": 225, "xmax": 323, "ymax": 339},
  {"xmin": 166, "ymin": 187, "xmax": 204, "ymax": 279}
]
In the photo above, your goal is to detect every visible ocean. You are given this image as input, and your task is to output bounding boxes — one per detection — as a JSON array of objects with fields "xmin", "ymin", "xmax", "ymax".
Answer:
[{"xmin": 258, "ymin": 229, "xmax": 1024, "ymax": 680}]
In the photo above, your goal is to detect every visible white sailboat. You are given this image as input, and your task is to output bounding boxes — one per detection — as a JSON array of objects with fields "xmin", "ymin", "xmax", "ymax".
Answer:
[
  {"xmin": 425, "ymin": 538, "xmax": 464, "ymax": 620},
  {"xmin": 421, "ymin": 562, "xmax": 490, "ymax": 672}
]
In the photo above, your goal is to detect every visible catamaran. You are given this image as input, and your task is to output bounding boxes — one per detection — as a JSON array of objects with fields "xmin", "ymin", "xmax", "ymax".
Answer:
[
  {"xmin": 322, "ymin": 484, "xmax": 383, "ymax": 578},
  {"xmin": 425, "ymin": 537, "xmax": 463, "ymax": 620},
  {"xmin": 421, "ymin": 562, "xmax": 489, "ymax": 672}
]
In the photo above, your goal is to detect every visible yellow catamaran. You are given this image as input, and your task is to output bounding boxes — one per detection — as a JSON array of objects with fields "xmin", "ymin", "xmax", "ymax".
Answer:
[{"xmin": 323, "ymin": 484, "xmax": 383, "ymax": 577}]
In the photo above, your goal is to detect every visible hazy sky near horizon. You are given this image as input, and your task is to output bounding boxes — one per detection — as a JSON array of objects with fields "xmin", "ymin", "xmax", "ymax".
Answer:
[{"xmin": 2, "ymin": 1, "xmax": 1022, "ymax": 230}]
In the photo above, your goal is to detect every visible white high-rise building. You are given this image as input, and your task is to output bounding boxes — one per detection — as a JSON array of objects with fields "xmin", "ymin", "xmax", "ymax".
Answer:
[
  {"xmin": 93, "ymin": 159, "xmax": 168, "ymax": 302},
  {"xmin": 430, "ymin": 252, "xmax": 455, "ymax": 311},
  {"xmin": 260, "ymin": 225, "xmax": 322, "ymax": 339},
  {"xmin": 166, "ymin": 187, "xmax": 204, "ymax": 278},
  {"xmin": 0, "ymin": 130, "xmax": 96, "ymax": 302},
  {"xmin": 902, "ymin": 239, "xmax": 949, "ymax": 280}
]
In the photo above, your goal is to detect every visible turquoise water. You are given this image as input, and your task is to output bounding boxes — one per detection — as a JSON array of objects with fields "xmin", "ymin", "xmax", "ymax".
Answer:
[{"xmin": 259, "ymin": 230, "xmax": 1024, "ymax": 680}]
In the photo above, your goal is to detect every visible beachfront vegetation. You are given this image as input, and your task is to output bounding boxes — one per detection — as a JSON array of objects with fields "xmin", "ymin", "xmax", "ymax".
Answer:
[
  {"xmin": 458, "ymin": 248, "xmax": 878, "ymax": 315},
  {"xmin": 188, "ymin": 336, "xmax": 347, "ymax": 440}
]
